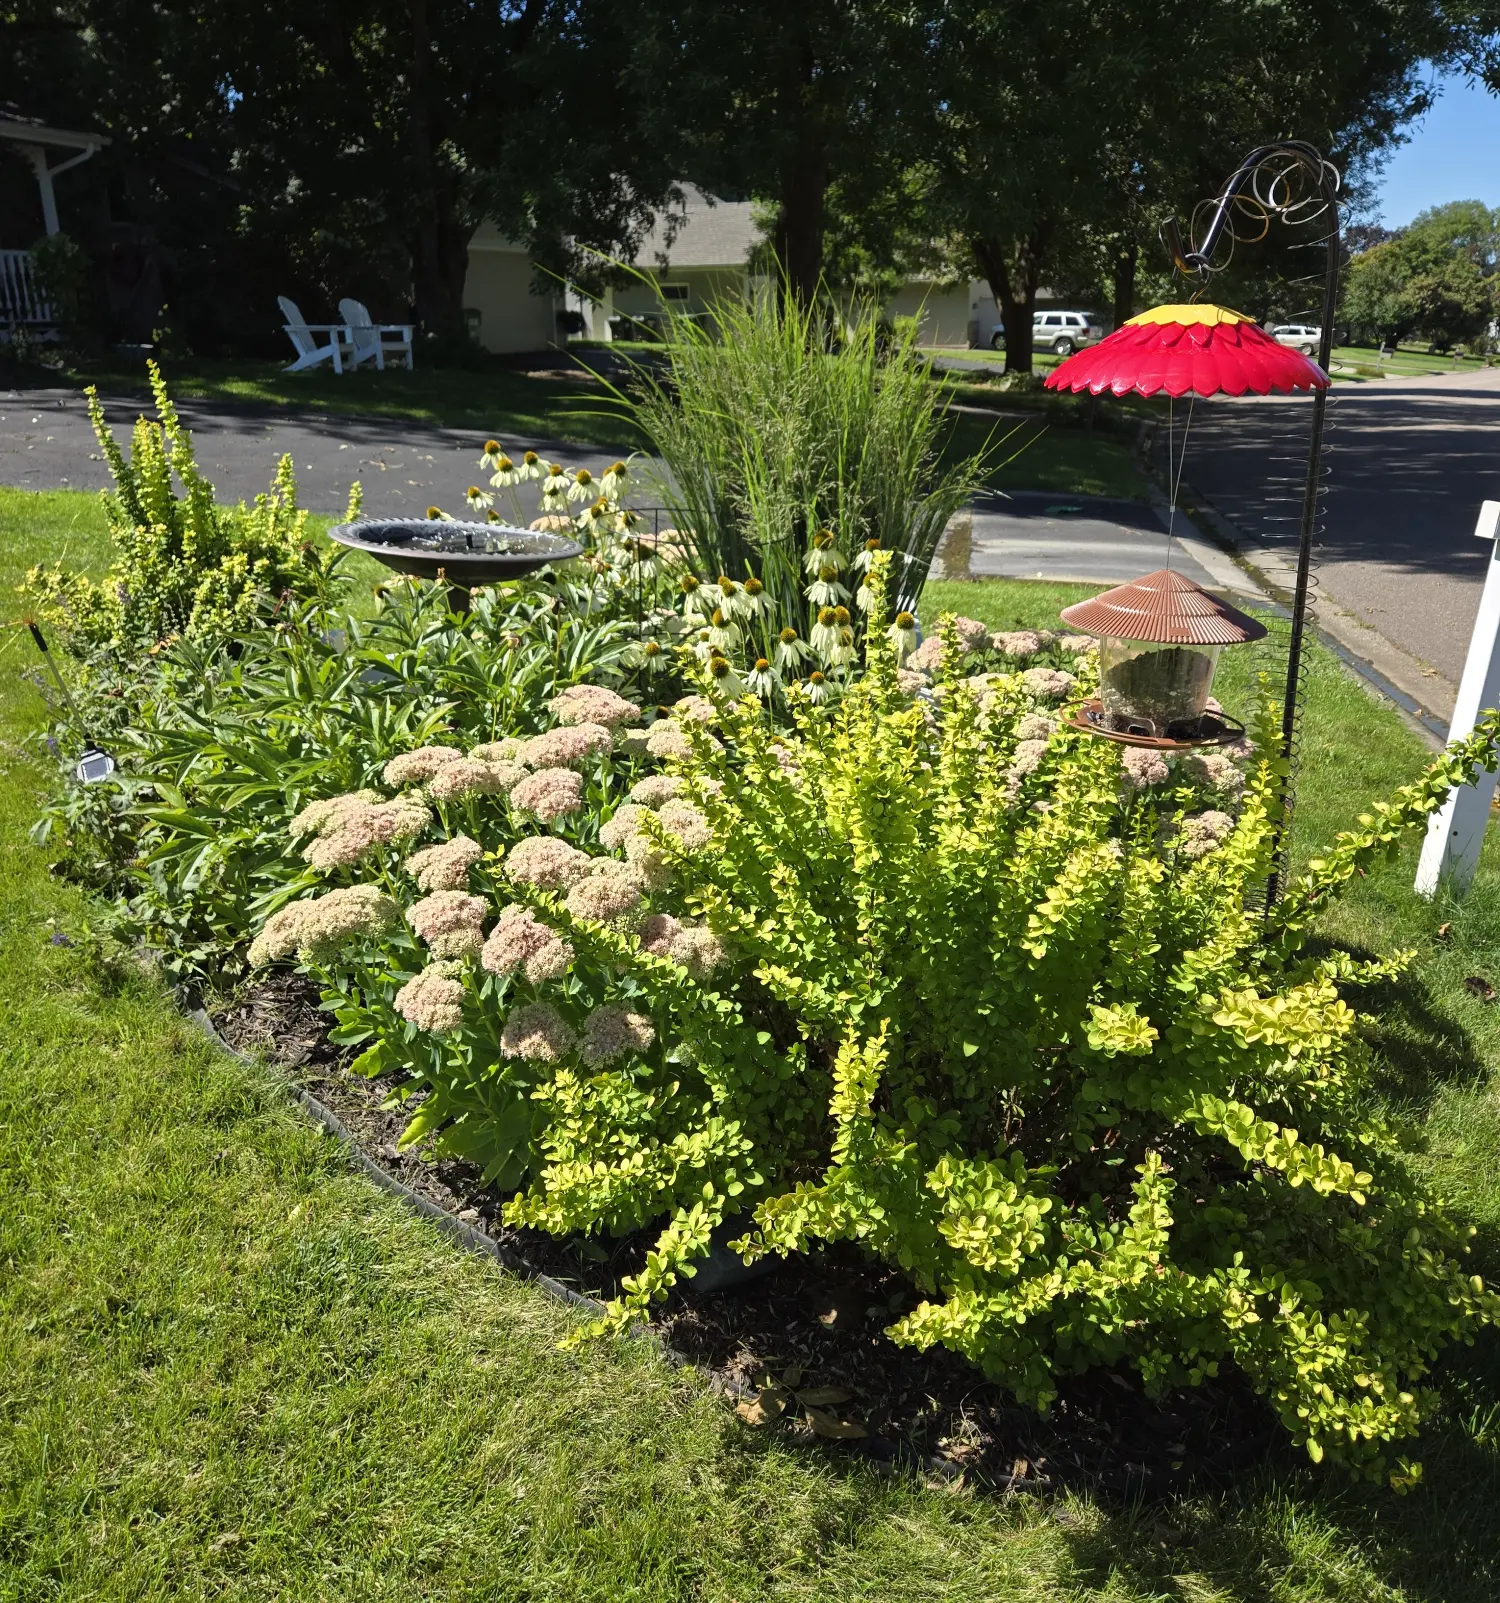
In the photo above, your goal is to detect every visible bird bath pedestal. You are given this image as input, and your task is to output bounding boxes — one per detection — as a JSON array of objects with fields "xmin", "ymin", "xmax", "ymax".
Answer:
[{"xmin": 328, "ymin": 519, "xmax": 584, "ymax": 610}]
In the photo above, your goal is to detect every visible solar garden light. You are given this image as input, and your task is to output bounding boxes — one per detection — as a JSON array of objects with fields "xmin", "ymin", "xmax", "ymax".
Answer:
[
  {"xmin": 25, "ymin": 620, "xmax": 117, "ymax": 785},
  {"xmin": 1045, "ymin": 141, "xmax": 1342, "ymax": 901}
]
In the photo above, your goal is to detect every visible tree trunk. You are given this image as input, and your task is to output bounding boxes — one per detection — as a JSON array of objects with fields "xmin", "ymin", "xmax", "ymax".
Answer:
[
  {"xmin": 1111, "ymin": 241, "xmax": 1138, "ymax": 330},
  {"xmin": 408, "ymin": 0, "xmax": 470, "ymax": 340},
  {"xmin": 773, "ymin": 144, "xmax": 828, "ymax": 307},
  {"xmin": 973, "ymin": 230, "xmax": 1050, "ymax": 375}
]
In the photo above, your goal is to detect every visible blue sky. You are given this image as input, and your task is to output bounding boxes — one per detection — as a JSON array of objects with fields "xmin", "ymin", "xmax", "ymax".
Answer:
[{"xmin": 1371, "ymin": 71, "xmax": 1500, "ymax": 226}]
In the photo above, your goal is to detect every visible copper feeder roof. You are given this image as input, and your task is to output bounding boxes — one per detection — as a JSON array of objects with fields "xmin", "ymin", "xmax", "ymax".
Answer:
[{"xmin": 1059, "ymin": 568, "xmax": 1267, "ymax": 646}]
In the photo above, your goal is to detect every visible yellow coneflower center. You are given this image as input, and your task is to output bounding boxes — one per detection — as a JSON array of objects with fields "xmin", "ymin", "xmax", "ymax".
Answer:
[
  {"xmin": 711, "ymin": 608, "xmax": 727, "ymax": 626},
  {"xmin": 710, "ymin": 658, "xmax": 732, "ymax": 678},
  {"xmin": 467, "ymin": 486, "xmax": 482, "ymax": 498},
  {"xmin": 865, "ymin": 537, "xmax": 880, "ymax": 551},
  {"xmin": 609, "ymin": 461, "xmax": 626, "ymax": 476},
  {"xmin": 754, "ymin": 657, "xmax": 770, "ymax": 672},
  {"xmin": 809, "ymin": 671, "xmax": 826, "ymax": 684},
  {"xmin": 895, "ymin": 611, "xmax": 916, "ymax": 629},
  {"xmin": 644, "ymin": 641, "xmax": 662, "ymax": 657},
  {"xmin": 744, "ymin": 577, "xmax": 763, "ymax": 595},
  {"xmin": 483, "ymin": 439, "xmax": 501, "ymax": 454},
  {"xmin": 819, "ymin": 565, "xmax": 839, "ymax": 582},
  {"xmin": 814, "ymin": 530, "xmax": 834, "ymax": 549},
  {"xmin": 497, "ymin": 455, "xmax": 513, "ymax": 470},
  {"xmin": 524, "ymin": 450, "xmax": 539, "ymax": 464},
  {"xmin": 818, "ymin": 607, "xmax": 837, "ymax": 625},
  {"xmin": 680, "ymin": 575, "xmax": 699, "ymax": 592},
  {"xmin": 780, "ymin": 627, "xmax": 798, "ymax": 643},
  {"xmin": 833, "ymin": 606, "xmax": 851, "ymax": 625},
  {"xmin": 426, "ymin": 506, "xmax": 442, "ymax": 520},
  {"xmin": 719, "ymin": 576, "xmax": 738, "ymax": 593},
  {"xmin": 576, "ymin": 469, "xmax": 593, "ymax": 485}
]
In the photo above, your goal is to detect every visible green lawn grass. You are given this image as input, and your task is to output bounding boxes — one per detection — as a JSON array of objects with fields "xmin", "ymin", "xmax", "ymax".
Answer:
[{"xmin": 4, "ymin": 495, "xmax": 1500, "ymax": 1599}]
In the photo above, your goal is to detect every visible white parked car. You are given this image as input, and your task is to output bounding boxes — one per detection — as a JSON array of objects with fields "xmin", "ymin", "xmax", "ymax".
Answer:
[
  {"xmin": 989, "ymin": 309, "xmax": 1103, "ymax": 356},
  {"xmin": 1270, "ymin": 323, "xmax": 1321, "ymax": 356}
]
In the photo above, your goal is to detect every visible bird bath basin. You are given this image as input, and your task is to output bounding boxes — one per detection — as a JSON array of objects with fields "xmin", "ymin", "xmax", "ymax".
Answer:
[{"xmin": 328, "ymin": 518, "xmax": 584, "ymax": 608}]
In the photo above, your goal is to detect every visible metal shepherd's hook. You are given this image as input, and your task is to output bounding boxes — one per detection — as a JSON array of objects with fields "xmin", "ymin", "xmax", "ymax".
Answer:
[{"xmin": 1162, "ymin": 142, "xmax": 1342, "ymax": 908}]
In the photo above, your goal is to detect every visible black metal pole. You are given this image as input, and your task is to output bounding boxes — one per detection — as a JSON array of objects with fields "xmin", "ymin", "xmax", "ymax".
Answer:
[{"xmin": 1163, "ymin": 142, "xmax": 1341, "ymax": 905}]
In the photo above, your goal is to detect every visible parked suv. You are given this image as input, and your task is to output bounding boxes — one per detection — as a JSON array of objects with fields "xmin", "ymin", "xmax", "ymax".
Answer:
[
  {"xmin": 991, "ymin": 310, "xmax": 1103, "ymax": 355},
  {"xmin": 1270, "ymin": 323, "xmax": 1321, "ymax": 356}
]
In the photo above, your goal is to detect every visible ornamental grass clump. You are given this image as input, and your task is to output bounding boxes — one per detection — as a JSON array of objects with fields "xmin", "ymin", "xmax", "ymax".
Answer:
[{"xmin": 487, "ymin": 559, "xmax": 1500, "ymax": 1484}]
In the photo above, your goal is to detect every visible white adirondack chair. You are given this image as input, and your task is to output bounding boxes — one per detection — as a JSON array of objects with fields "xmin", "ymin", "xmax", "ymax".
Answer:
[
  {"xmin": 279, "ymin": 296, "xmax": 345, "ymax": 373},
  {"xmin": 338, "ymin": 298, "xmax": 415, "ymax": 371}
]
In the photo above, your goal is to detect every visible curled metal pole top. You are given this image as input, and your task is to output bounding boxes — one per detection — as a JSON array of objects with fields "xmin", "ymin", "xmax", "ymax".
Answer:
[{"xmin": 1160, "ymin": 142, "xmax": 1342, "ymax": 283}]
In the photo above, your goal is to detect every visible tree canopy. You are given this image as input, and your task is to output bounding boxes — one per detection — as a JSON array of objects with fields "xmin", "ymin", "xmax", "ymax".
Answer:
[{"xmin": 1342, "ymin": 201, "xmax": 1500, "ymax": 349}]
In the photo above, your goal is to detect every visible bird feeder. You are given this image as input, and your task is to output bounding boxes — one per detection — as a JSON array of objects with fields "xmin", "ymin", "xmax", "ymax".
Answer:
[{"xmin": 1059, "ymin": 568, "xmax": 1266, "ymax": 747}]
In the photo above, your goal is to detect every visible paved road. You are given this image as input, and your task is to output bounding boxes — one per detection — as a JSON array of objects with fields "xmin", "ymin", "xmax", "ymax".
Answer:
[
  {"xmin": 937, "ymin": 489, "xmax": 1234, "ymax": 592},
  {"xmin": 1178, "ymin": 368, "xmax": 1500, "ymax": 694},
  {"xmin": 0, "ymin": 387, "xmax": 625, "ymax": 521}
]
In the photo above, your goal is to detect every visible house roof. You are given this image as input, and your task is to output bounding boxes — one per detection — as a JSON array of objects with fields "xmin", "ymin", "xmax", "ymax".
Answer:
[{"xmin": 633, "ymin": 186, "xmax": 760, "ymax": 271}]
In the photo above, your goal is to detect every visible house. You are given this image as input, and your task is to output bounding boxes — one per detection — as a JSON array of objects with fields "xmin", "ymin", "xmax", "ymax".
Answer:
[
  {"xmin": 460, "ymin": 186, "xmax": 1010, "ymax": 354},
  {"xmin": 0, "ymin": 116, "xmax": 108, "ymax": 331}
]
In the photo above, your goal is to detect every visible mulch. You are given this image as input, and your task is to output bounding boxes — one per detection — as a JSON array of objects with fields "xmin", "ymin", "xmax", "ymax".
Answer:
[{"xmin": 211, "ymin": 973, "xmax": 1282, "ymax": 1498}]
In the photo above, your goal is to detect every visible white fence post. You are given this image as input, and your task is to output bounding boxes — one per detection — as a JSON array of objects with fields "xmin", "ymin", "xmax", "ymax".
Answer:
[{"xmin": 1415, "ymin": 499, "xmax": 1500, "ymax": 898}]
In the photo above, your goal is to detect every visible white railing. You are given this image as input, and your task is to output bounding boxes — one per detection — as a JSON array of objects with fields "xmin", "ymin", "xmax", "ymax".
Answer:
[{"xmin": 0, "ymin": 250, "xmax": 55, "ymax": 325}]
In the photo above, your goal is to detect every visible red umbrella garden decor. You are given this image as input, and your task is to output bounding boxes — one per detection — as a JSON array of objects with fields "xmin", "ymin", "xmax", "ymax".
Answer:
[{"xmin": 1045, "ymin": 140, "xmax": 1342, "ymax": 902}]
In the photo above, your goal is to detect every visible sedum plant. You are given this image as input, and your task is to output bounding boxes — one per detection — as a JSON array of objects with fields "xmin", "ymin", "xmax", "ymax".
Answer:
[{"xmin": 25, "ymin": 362, "xmax": 349, "ymax": 653}]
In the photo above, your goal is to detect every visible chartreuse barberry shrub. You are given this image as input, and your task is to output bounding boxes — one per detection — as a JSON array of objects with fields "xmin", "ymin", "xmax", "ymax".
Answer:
[
  {"xmin": 486, "ymin": 561, "xmax": 1499, "ymax": 1485},
  {"xmin": 25, "ymin": 361, "xmax": 351, "ymax": 653}
]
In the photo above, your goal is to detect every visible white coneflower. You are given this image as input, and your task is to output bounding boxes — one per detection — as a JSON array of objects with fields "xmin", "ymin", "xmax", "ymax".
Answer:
[
  {"xmin": 809, "ymin": 606, "xmax": 841, "ymax": 658},
  {"xmin": 887, "ymin": 610, "xmax": 919, "ymax": 662},
  {"xmin": 804, "ymin": 529, "xmax": 842, "ymax": 578},
  {"xmin": 600, "ymin": 459, "xmax": 629, "ymax": 498},
  {"xmin": 465, "ymin": 485, "xmax": 493, "ymax": 512},
  {"xmin": 425, "ymin": 505, "xmax": 451, "ymax": 521},
  {"xmin": 488, "ymin": 452, "xmax": 519, "ymax": 488},
  {"xmin": 479, "ymin": 439, "xmax": 506, "ymax": 471},
  {"xmin": 854, "ymin": 572, "xmax": 876, "ymax": 613},
  {"xmin": 852, "ymin": 537, "xmax": 882, "ymax": 575},
  {"xmin": 741, "ymin": 575, "xmax": 769, "ymax": 618},
  {"xmin": 539, "ymin": 463, "xmax": 570, "ymax": 512},
  {"xmin": 623, "ymin": 637, "xmax": 670, "ymax": 675},
  {"xmin": 518, "ymin": 449, "xmax": 543, "ymax": 481},
  {"xmin": 806, "ymin": 565, "xmax": 850, "ymax": 607},
  {"xmin": 706, "ymin": 654, "xmax": 742, "ymax": 696},
  {"xmin": 567, "ymin": 466, "xmax": 595, "ymax": 503},
  {"xmin": 827, "ymin": 627, "xmax": 857, "ymax": 669},
  {"xmin": 773, "ymin": 626, "xmax": 811, "ymax": 673},
  {"xmin": 800, "ymin": 670, "xmax": 832, "ymax": 705},
  {"xmin": 706, "ymin": 609, "xmax": 741, "ymax": 653},
  {"xmin": 745, "ymin": 657, "xmax": 779, "ymax": 699}
]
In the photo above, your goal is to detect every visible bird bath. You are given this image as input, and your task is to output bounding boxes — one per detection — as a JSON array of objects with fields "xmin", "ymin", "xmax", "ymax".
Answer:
[{"xmin": 328, "ymin": 518, "xmax": 584, "ymax": 609}]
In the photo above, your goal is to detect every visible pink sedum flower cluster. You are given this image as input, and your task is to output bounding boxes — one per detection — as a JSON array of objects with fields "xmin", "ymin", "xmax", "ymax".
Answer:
[
  {"xmin": 510, "ymin": 766, "xmax": 584, "ymax": 822},
  {"xmin": 394, "ymin": 963, "xmax": 466, "ymax": 1033},
  {"xmin": 482, "ymin": 904, "xmax": 574, "ymax": 983},
  {"xmin": 290, "ymin": 791, "xmax": 430, "ymax": 871},
  {"xmin": 384, "ymin": 746, "xmax": 464, "ymax": 788},
  {"xmin": 505, "ymin": 835, "xmax": 592, "ymax": 890},
  {"xmin": 565, "ymin": 859, "xmax": 643, "ymax": 925},
  {"xmin": 500, "ymin": 1001, "xmax": 576, "ymax": 1062},
  {"xmin": 407, "ymin": 890, "xmax": 487, "ymax": 957},
  {"xmin": 1020, "ymin": 667, "xmax": 1075, "ymax": 702},
  {"xmin": 548, "ymin": 684, "xmax": 641, "ymax": 729},
  {"xmin": 638, "ymin": 912, "xmax": 726, "ymax": 978},
  {"xmin": 1121, "ymin": 746, "xmax": 1171, "ymax": 789},
  {"xmin": 580, "ymin": 1004, "xmax": 655, "ymax": 1064},
  {"xmin": 519, "ymin": 724, "xmax": 613, "ymax": 770},
  {"xmin": 406, "ymin": 834, "xmax": 484, "ymax": 891},
  {"xmin": 249, "ymin": 884, "xmax": 401, "ymax": 967}
]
